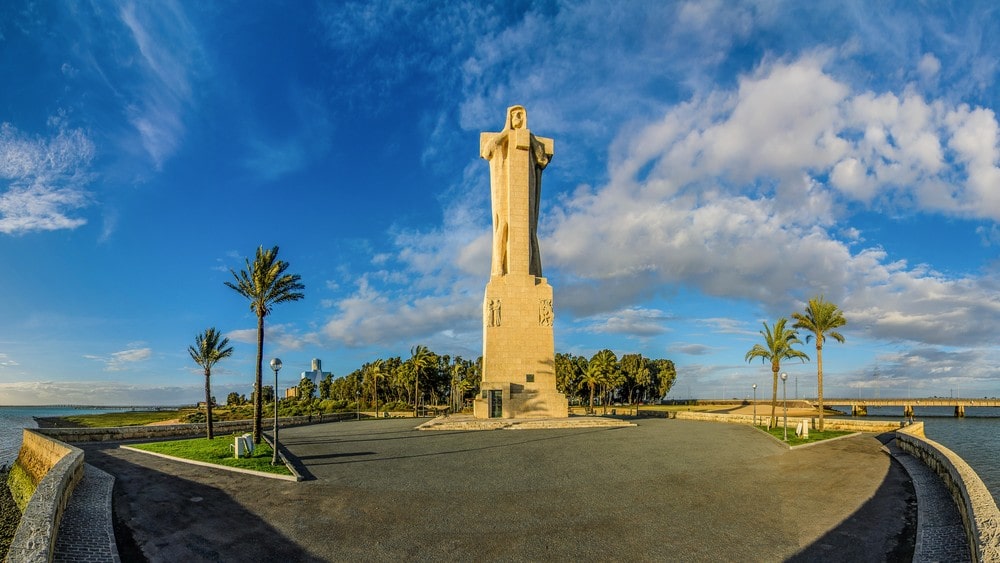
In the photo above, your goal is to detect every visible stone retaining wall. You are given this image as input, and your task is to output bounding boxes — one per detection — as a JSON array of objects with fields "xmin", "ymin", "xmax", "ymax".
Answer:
[
  {"xmin": 669, "ymin": 410, "xmax": 906, "ymax": 433},
  {"xmin": 34, "ymin": 414, "xmax": 355, "ymax": 443},
  {"xmin": 896, "ymin": 425, "xmax": 1000, "ymax": 562},
  {"xmin": 6, "ymin": 429, "xmax": 84, "ymax": 563}
]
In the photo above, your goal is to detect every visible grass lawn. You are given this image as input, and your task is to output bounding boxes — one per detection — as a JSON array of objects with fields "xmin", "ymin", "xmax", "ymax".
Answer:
[
  {"xmin": 64, "ymin": 410, "xmax": 193, "ymax": 427},
  {"xmin": 130, "ymin": 436, "xmax": 292, "ymax": 476},
  {"xmin": 757, "ymin": 425, "xmax": 852, "ymax": 447}
]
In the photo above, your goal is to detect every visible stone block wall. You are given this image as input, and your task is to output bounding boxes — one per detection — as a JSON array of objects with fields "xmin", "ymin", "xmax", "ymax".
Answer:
[
  {"xmin": 6, "ymin": 429, "xmax": 84, "ymax": 563},
  {"xmin": 896, "ymin": 426, "xmax": 1000, "ymax": 562}
]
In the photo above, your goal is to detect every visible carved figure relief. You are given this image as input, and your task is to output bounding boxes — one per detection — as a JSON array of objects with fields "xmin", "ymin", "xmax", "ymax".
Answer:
[
  {"xmin": 486, "ymin": 299, "xmax": 502, "ymax": 327},
  {"xmin": 539, "ymin": 299, "xmax": 553, "ymax": 326}
]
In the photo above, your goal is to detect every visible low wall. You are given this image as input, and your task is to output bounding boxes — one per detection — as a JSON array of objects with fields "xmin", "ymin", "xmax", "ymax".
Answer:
[
  {"xmin": 35, "ymin": 413, "xmax": 354, "ymax": 443},
  {"xmin": 669, "ymin": 410, "xmax": 907, "ymax": 433},
  {"xmin": 6, "ymin": 429, "xmax": 84, "ymax": 563},
  {"xmin": 896, "ymin": 425, "xmax": 1000, "ymax": 562}
]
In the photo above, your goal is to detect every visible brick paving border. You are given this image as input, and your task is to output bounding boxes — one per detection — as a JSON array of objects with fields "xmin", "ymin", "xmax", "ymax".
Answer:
[
  {"xmin": 888, "ymin": 440, "xmax": 971, "ymax": 562},
  {"xmin": 53, "ymin": 464, "xmax": 119, "ymax": 563}
]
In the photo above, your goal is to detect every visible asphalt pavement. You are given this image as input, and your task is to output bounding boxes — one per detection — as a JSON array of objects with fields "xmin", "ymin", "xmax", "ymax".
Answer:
[{"xmin": 80, "ymin": 417, "xmax": 921, "ymax": 562}]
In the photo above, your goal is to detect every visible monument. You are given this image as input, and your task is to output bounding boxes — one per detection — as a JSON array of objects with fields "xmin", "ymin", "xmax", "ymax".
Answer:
[{"xmin": 473, "ymin": 106, "xmax": 569, "ymax": 419}]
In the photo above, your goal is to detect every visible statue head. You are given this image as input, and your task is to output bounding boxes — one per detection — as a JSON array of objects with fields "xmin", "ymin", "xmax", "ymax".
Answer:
[{"xmin": 507, "ymin": 105, "xmax": 526, "ymax": 130}]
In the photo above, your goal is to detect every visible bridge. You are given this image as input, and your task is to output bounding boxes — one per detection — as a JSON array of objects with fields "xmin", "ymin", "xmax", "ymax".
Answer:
[{"xmin": 824, "ymin": 398, "xmax": 1000, "ymax": 418}]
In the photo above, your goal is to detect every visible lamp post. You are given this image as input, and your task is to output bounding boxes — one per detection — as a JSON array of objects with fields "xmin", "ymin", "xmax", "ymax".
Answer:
[
  {"xmin": 270, "ymin": 357, "xmax": 282, "ymax": 466},
  {"xmin": 752, "ymin": 384, "xmax": 757, "ymax": 426},
  {"xmin": 781, "ymin": 372, "xmax": 788, "ymax": 441},
  {"xmin": 356, "ymin": 390, "xmax": 361, "ymax": 420}
]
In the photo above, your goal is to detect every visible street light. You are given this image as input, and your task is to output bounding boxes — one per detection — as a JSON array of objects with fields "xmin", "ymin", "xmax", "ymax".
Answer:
[
  {"xmin": 752, "ymin": 384, "xmax": 757, "ymax": 426},
  {"xmin": 269, "ymin": 357, "xmax": 282, "ymax": 466},
  {"xmin": 781, "ymin": 372, "xmax": 788, "ymax": 441},
  {"xmin": 356, "ymin": 390, "xmax": 361, "ymax": 420}
]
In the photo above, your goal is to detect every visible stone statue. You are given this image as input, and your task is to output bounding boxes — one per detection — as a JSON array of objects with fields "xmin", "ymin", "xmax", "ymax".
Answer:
[
  {"xmin": 475, "ymin": 105, "xmax": 567, "ymax": 420},
  {"xmin": 480, "ymin": 105, "xmax": 553, "ymax": 277}
]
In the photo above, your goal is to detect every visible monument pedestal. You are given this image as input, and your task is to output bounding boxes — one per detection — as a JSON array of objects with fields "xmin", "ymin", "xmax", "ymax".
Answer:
[{"xmin": 473, "ymin": 274, "xmax": 568, "ymax": 419}]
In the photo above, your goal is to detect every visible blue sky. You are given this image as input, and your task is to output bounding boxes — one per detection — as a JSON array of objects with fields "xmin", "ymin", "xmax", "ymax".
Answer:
[{"xmin": 3, "ymin": 1, "xmax": 1000, "ymax": 405}]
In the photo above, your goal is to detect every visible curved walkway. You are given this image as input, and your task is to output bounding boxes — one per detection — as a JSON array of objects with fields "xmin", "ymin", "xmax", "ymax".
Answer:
[
  {"xmin": 64, "ymin": 418, "xmax": 966, "ymax": 561},
  {"xmin": 53, "ymin": 464, "xmax": 119, "ymax": 563}
]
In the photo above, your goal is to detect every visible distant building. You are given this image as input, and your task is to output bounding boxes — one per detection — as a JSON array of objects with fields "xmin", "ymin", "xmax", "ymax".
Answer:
[{"xmin": 300, "ymin": 358, "xmax": 332, "ymax": 386}]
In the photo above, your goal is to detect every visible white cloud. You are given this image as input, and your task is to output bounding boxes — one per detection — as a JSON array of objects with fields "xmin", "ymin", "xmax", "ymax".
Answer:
[
  {"xmin": 580, "ymin": 307, "xmax": 671, "ymax": 337},
  {"xmin": 117, "ymin": 0, "xmax": 200, "ymax": 168},
  {"xmin": 227, "ymin": 324, "xmax": 316, "ymax": 351},
  {"xmin": 0, "ymin": 122, "xmax": 94, "ymax": 234},
  {"xmin": 84, "ymin": 346, "xmax": 153, "ymax": 372}
]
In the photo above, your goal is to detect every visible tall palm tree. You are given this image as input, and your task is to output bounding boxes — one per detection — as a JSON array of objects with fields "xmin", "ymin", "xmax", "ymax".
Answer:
[
  {"xmin": 188, "ymin": 327, "xmax": 234, "ymax": 440},
  {"xmin": 745, "ymin": 318, "xmax": 810, "ymax": 427},
  {"xmin": 409, "ymin": 345, "xmax": 435, "ymax": 417},
  {"xmin": 225, "ymin": 245, "xmax": 305, "ymax": 444},
  {"xmin": 366, "ymin": 359, "xmax": 384, "ymax": 418},
  {"xmin": 792, "ymin": 296, "xmax": 847, "ymax": 432}
]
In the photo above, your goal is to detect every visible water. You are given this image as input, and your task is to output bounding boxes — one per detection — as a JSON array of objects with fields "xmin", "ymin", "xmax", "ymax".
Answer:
[
  {"xmin": 832, "ymin": 406, "xmax": 1000, "ymax": 504},
  {"xmin": 0, "ymin": 406, "xmax": 123, "ymax": 465}
]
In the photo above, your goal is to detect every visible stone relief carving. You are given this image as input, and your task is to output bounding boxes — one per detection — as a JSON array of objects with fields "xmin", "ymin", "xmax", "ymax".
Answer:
[
  {"xmin": 485, "ymin": 298, "xmax": 502, "ymax": 327},
  {"xmin": 539, "ymin": 299, "xmax": 553, "ymax": 326}
]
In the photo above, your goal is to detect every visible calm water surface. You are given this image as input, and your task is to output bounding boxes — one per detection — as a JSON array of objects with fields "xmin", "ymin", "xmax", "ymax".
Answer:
[
  {"xmin": 0, "ymin": 406, "xmax": 121, "ymax": 465},
  {"xmin": 833, "ymin": 405, "xmax": 1000, "ymax": 504}
]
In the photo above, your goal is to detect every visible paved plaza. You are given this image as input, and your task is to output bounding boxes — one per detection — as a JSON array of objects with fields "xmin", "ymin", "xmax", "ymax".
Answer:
[{"xmin": 72, "ymin": 417, "xmax": 936, "ymax": 562}]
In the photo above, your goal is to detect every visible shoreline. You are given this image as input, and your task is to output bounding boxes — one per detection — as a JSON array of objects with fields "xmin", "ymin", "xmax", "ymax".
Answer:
[{"xmin": 32, "ymin": 416, "xmax": 87, "ymax": 429}]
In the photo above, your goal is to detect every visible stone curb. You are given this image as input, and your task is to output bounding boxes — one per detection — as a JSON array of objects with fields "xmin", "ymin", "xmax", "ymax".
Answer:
[{"xmin": 120, "ymin": 445, "xmax": 299, "ymax": 482}]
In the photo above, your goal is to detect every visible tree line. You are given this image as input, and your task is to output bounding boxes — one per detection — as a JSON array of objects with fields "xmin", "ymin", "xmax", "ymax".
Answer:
[
  {"xmin": 306, "ymin": 348, "xmax": 677, "ymax": 414},
  {"xmin": 188, "ymin": 244, "xmax": 679, "ymax": 441}
]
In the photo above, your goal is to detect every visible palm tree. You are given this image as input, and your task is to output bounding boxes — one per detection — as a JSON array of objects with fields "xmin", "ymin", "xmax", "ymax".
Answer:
[
  {"xmin": 409, "ymin": 345, "xmax": 435, "ymax": 417},
  {"xmin": 792, "ymin": 296, "xmax": 847, "ymax": 431},
  {"xmin": 225, "ymin": 245, "xmax": 305, "ymax": 443},
  {"xmin": 578, "ymin": 364, "xmax": 601, "ymax": 413},
  {"xmin": 366, "ymin": 359, "xmax": 385, "ymax": 418},
  {"xmin": 188, "ymin": 327, "xmax": 234, "ymax": 440},
  {"xmin": 745, "ymin": 318, "xmax": 810, "ymax": 427}
]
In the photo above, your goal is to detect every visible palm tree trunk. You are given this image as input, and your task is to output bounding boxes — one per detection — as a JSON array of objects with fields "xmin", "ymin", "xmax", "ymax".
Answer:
[
  {"xmin": 253, "ymin": 313, "xmax": 264, "ymax": 444},
  {"xmin": 205, "ymin": 368, "xmax": 214, "ymax": 440},
  {"xmin": 589, "ymin": 383, "xmax": 595, "ymax": 413},
  {"xmin": 817, "ymin": 344, "xmax": 825, "ymax": 432},
  {"xmin": 413, "ymin": 372, "xmax": 419, "ymax": 417},
  {"xmin": 770, "ymin": 367, "xmax": 779, "ymax": 427}
]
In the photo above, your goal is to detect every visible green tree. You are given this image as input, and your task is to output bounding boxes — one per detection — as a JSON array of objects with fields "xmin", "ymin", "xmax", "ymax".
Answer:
[
  {"xmin": 651, "ymin": 358, "xmax": 677, "ymax": 399},
  {"xmin": 298, "ymin": 376, "xmax": 316, "ymax": 402},
  {"xmin": 319, "ymin": 373, "xmax": 333, "ymax": 400},
  {"xmin": 225, "ymin": 245, "xmax": 305, "ymax": 444},
  {"xmin": 187, "ymin": 327, "xmax": 234, "ymax": 440},
  {"xmin": 792, "ymin": 296, "xmax": 847, "ymax": 431},
  {"xmin": 593, "ymin": 350, "xmax": 621, "ymax": 413},
  {"xmin": 365, "ymin": 359, "xmax": 385, "ymax": 416},
  {"xmin": 745, "ymin": 318, "xmax": 810, "ymax": 427},
  {"xmin": 408, "ymin": 345, "xmax": 436, "ymax": 416},
  {"xmin": 225, "ymin": 392, "xmax": 242, "ymax": 406}
]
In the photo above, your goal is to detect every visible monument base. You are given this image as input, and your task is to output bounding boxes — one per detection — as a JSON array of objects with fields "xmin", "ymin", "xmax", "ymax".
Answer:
[{"xmin": 473, "ymin": 382, "xmax": 569, "ymax": 419}]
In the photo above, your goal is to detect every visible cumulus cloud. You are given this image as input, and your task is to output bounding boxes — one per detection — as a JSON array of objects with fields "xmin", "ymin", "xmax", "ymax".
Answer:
[
  {"xmin": 538, "ymin": 56, "xmax": 1000, "ymax": 348},
  {"xmin": 581, "ymin": 307, "xmax": 671, "ymax": 337},
  {"xmin": 0, "ymin": 122, "xmax": 94, "ymax": 234}
]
